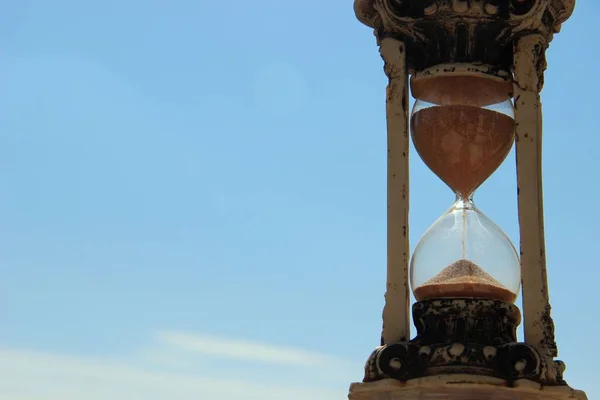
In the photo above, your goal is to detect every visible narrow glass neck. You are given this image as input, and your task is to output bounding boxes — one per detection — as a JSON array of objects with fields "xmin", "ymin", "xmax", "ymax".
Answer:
[{"xmin": 454, "ymin": 193, "xmax": 475, "ymax": 209}]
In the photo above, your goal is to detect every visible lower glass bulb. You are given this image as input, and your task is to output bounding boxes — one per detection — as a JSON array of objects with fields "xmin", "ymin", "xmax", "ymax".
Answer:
[{"xmin": 410, "ymin": 198, "xmax": 521, "ymax": 303}]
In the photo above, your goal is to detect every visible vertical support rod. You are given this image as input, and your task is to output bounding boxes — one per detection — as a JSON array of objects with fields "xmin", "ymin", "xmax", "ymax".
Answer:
[
  {"xmin": 513, "ymin": 34, "xmax": 558, "ymax": 383},
  {"xmin": 380, "ymin": 37, "xmax": 410, "ymax": 344}
]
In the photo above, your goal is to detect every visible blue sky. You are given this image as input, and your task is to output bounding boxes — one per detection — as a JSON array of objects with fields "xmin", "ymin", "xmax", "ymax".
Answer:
[{"xmin": 0, "ymin": 1, "xmax": 598, "ymax": 399}]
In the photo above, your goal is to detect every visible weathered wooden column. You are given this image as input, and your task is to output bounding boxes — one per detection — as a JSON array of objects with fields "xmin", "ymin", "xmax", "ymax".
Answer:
[
  {"xmin": 513, "ymin": 33, "xmax": 558, "ymax": 384},
  {"xmin": 380, "ymin": 37, "xmax": 411, "ymax": 345}
]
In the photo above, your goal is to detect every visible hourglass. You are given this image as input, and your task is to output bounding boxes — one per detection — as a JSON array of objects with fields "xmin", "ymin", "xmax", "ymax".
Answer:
[
  {"xmin": 350, "ymin": 0, "xmax": 586, "ymax": 398},
  {"xmin": 409, "ymin": 71, "xmax": 521, "ymax": 304}
]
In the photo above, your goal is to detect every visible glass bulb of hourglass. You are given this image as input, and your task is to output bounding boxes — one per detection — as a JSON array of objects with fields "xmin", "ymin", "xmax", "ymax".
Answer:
[
  {"xmin": 410, "ymin": 76, "xmax": 515, "ymax": 199},
  {"xmin": 409, "ymin": 72, "xmax": 520, "ymax": 303},
  {"xmin": 410, "ymin": 198, "xmax": 521, "ymax": 303}
]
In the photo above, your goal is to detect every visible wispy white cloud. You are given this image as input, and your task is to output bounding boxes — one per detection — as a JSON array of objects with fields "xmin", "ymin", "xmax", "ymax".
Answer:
[
  {"xmin": 0, "ymin": 331, "xmax": 357, "ymax": 400},
  {"xmin": 156, "ymin": 330, "xmax": 343, "ymax": 368}
]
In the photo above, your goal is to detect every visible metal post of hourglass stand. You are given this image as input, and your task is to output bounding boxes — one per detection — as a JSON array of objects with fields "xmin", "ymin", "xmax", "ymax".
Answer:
[
  {"xmin": 349, "ymin": 1, "xmax": 586, "ymax": 399},
  {"xmin": 513, "ymin": 32, "xmax": 559, "ymax": 383},
  {"xmin": 380, "ymin": 37, "xmax": 411, "ymax": 346}
]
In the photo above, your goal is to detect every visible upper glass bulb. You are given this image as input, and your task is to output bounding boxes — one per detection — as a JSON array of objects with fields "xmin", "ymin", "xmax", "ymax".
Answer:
[{"xmin": 410, "ymin": 74, "xmax": 515, "ymax": 198}]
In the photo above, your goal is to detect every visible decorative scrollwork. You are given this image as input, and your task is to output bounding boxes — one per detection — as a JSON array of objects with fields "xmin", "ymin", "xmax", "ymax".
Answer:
[
  {"xmin": 364, "ymin": 341, "xmax": 549, "ymax": 382},
  {"xmin": 354, "ymin": 0, "xmax": 381, "ymax": 27},
  {"xmin": 386, "ymin": 0, "xmax": 410, "ymax": 17},
  {"xmin": 378, "ymin": 343, "xmax": 424, "ymax": 380},
  {"xmin": 412, "ymin": 299, "xmax": 521, "ymax": 346},
  {"xmin": 554, "ymin": 360, "xmax": 567, "ymax": 384},
  {"xmin": 423, "ymin": 0, "xmax": 438, "ymax": 16},
  {"xmin": 362, "ymin": 300, "xmax": 567, "ymax": 385},
  {"xmin": 483, "ymin": 0, "xmax": 502, "ymax": 16},
  {"xmin": 497, "ymin": 343, "xmax": 542, "ymax": 380},
  {"xmin": 364, "ymin": 343, "xmax": 426, "ymax": 382},
  {"xmin": 510, "ymin": 0, "xmax": 538, "ymax": 16},
  {"xmin": 353, "ymin": 0, "xmax": 575, "ymax": 79}
]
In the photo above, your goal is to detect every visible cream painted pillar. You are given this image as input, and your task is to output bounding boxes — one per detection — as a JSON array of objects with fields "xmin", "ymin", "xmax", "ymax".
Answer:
[
  {"xmin": 513, "ymin": 34, "xmax": 557, "ymax": 383},
  {"xmin": 379, "ymin": 37, "xmax": 410, "ymax": 345}
]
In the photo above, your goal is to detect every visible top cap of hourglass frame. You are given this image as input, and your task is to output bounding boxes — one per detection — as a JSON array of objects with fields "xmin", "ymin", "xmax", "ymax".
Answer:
[{"xmin": 410, "ymin": 64, "xmax": 513, "ymax": 107}]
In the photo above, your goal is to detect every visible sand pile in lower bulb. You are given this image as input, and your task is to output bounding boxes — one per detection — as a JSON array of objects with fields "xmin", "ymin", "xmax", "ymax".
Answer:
[{"xmin": 413, "ymin": 259, "xmax": 516, "ymax": 303}]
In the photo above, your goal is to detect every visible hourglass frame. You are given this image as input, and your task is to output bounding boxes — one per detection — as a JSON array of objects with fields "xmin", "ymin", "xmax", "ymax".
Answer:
[{"xmin": 349, "ymin": 0, "xmax": 586, "ymax": 399}]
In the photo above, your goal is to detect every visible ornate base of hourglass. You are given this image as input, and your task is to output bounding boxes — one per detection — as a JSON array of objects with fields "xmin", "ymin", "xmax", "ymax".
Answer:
[
  {"xmin": 349, "ymin": 299, "xmax": 587, "ymax": 400},
  {"xmin": 361, "ymin": 299, "xmax": 568, "ymax": 385}
]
